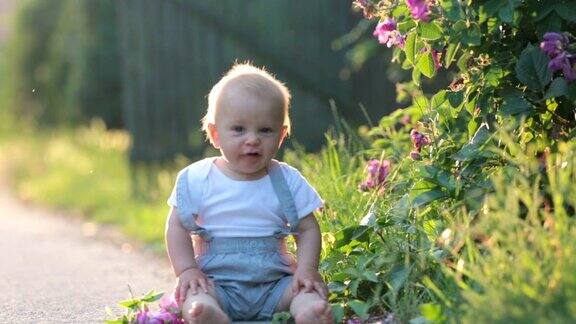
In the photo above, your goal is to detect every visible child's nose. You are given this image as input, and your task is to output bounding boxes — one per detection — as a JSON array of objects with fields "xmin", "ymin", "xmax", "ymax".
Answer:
[{"xmin": 245, "ymin": 133, "xmax": 260, "ymax": 145}]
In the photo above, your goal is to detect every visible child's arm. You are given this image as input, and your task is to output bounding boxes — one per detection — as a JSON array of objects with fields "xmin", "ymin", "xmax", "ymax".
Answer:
[
  {"xmin": 292, "ymin": 213, "xmax": 328, "ymax": 299},
  {"xmin": 165, "ymin": 207, "xmax": 211, "ymax": 304}
]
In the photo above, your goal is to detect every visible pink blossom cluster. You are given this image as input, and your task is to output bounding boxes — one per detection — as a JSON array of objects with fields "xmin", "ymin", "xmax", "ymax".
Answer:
[
  {"xmin": 406, "ymin": 0, "xmax": 431, "ymax": 22},
  {"xmin": 359, "ymin": 159, "xmax": 391, "ymax": 192},
  {"xmin": 373, "ymin": 18, "xmax": 406, "ymax": 48},
  {"xmin": 409, "ymin": 129, "xmax": 430, "ymax": 160},
  {"xmin": 539, "ymin": 32, "xmax": 575, "ymax": 82},
  {"xmin": 135, "ymin": 294, "xmax": 184, "ymax": 324}
]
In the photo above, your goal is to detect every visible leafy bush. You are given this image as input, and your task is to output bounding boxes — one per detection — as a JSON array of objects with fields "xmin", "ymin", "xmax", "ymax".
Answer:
[{"xmin": 289, "ymin": 0, "xmax": 576, "ymax": 322}]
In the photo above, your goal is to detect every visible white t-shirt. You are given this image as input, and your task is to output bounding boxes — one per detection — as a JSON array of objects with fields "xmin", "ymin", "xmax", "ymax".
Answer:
[{"xmin": 167, "ymin": 159, "xmax": 323, "ymax": 237}]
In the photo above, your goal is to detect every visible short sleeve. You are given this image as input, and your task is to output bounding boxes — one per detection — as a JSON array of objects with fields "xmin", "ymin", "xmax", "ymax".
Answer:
[
  {"xmin": 165, "ymin": 163, "xmax": 207, "ymax": 232},
  {"xmin": 281, "ymin": 164, "xmax": 323, "ymax": 219},
  {"xmin": 167, "ymin": 182, "xmax": 178, "ymax": 207}
]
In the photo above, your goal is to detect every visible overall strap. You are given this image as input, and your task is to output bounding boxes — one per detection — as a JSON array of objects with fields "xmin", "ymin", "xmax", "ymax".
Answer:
[
  {"xmin": 268, "ymin": 159, "xmax": 300, "ymax": 236},
  {"xmin": 175, "ymin": 157, "xmax": 216, "ymax": 241}
]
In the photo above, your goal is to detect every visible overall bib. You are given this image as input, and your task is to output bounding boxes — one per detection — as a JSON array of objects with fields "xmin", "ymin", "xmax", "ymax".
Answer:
[{"xmin": 175, "ymin": 159, "xmax": 300, "ymax": 321}]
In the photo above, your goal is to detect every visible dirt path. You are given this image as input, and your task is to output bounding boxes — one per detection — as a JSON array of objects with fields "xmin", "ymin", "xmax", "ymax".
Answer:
[{"xmin": 0, "ymin": 187, "xmax": 174, "ymax": 323}]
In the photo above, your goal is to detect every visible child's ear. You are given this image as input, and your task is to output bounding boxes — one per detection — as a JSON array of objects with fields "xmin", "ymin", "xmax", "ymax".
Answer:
[
  {"xmin": 278, "ymin": 125, "xmax": 288, "ymax": 148},
  {"xmin": 208, "ymin": 123, "xmax": 221, "ymax": 149}
]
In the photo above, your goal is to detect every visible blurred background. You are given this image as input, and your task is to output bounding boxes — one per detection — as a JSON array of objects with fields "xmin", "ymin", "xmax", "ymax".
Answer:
[{"xmin": 0, "ymin": 0, "xmax": 410, "ymax": 162}]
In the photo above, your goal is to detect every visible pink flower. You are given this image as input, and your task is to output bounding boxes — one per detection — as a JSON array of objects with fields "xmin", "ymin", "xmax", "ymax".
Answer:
[
  {"xmin": 410, "ymin": 129, "xmax": 430, "ymax": 151},
  {"xmin": 347, "ymin": 318, "xmax": 363, "ymax": 324},
  {"xmin": 410, "ymin": 150, "xmax": 421, "ymax": 160},
  {"xmin": 406, "ymin": 0, "xmax": 430, "ymax": 22},
  {"xmin": 540, "ymin": 32, "xmax": 576, "ymax": 82},
  {"xmin": 540, "ymin": 32, "xmax": 569, "ymax": 57},
  {"xmin": 136, "ymin": 310, "xmax": 149, "ymax": 324},
  {"xmin": 373, "ymin": 18, "xmax": 406, "ymax": 48},
  {"xmin": 548, "ymin": 52, "xmax": 576, "ymax": 82},
  {"xmin": 148, "ymin": 310, "xmax": 176, "ymax": 324},
  {"xmin": 130, "ymin": 293, "xmax": 184, "ymax": 324},
  {"xmin": 563, "ymin": 59, "xmax": 576, "ymax": 82},
  {"xmin": 359, "ymin": 159, "xmax": 391, "ymax": 191},
  {"xmin": 401, "ymin": 115, "xmax": 412, "ymax": 125},
  {"xmin": 159, "ymin": 293, "xmax": 179, "ymax": 312}
]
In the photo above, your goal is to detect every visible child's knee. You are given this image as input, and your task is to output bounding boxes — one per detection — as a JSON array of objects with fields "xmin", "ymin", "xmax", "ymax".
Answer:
[{"xmin": 182, "ymin": 282, "xmax": 219, "ymax": 306}]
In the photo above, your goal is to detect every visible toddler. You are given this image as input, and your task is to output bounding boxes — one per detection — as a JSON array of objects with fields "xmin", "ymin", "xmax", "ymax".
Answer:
[{"xmin": 165, "ymin": 63, "xmax": 333, "ymax": 323}]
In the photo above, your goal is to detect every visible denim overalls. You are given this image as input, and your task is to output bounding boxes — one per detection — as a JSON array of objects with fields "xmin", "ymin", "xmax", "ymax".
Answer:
[{"xmin": 175, "ymin": 158, "xmax": 300, "ymax": 321}]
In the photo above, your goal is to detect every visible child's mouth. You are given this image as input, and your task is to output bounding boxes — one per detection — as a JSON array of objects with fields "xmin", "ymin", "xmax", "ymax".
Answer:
[{"xmin": 245, "ymin": 152, "xmax": 260, "ymax": 157}]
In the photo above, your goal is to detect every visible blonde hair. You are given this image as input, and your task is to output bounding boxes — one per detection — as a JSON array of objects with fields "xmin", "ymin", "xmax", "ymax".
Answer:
[{"xmin": 201, "ymin": 63, "xmax": 292, "ymax": 143}]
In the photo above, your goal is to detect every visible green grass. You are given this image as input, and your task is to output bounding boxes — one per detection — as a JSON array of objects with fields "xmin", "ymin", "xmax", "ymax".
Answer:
[{"xmin": 0, "ymin": 122, "xmax": 173, "ymax": 250}]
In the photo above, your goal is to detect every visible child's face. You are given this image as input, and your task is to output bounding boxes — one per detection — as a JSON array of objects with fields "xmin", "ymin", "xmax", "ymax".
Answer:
[{"xmin": 208, "ymin": 89, "xmax": 287, "ymax": 180}]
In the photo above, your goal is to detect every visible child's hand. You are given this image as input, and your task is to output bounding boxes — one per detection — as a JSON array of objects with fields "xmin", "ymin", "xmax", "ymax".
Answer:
[
  {"xmin": 292, "ymin": 266, "xmax": 328, "ymax": 300},
  {"xmin": 174, "ymin": 267, "xmax": 213, "ymax": 306}
]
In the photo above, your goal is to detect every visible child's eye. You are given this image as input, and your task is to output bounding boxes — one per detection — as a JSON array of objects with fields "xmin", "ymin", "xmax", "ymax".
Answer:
[
  {"xmin": 232, "ymin": 126, "xmax": 244, "ymax": 133},
  {"xmin": 260, "ymin": 127, "xmax": 273, "ymax": 134}
]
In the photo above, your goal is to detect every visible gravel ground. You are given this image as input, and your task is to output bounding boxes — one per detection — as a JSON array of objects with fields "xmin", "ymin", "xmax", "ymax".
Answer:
[{"xmin": 0, "ymin": 187, "xmax": 174, "ymax": 323}]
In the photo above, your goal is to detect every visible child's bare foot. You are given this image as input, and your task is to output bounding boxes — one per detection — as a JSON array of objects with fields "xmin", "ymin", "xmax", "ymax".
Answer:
[
  {"xmin": 293, "ymin": 300, "xmax": 333, "ymax": 324},
  {"xmin": 186, "ymin": 301, "xmax": 230, "ymax": 324}
]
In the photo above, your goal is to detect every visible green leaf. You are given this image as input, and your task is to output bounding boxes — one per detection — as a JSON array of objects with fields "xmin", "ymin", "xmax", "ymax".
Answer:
[
  {"xmin": 467, "ymin": 117, "xmax": 480, "ymax": 139},
  {"xmin": 457, "ymin": 50, "xmax": 472, "ymax": 71},
  {"xmin": 118, "ymin": 298, "xmax": 141, "ymax": 309},
  {"xmin": 453, "ymin": 20, "xmax": 480, "ymax": 46},
  {"xmin": 555, "ymin": 3, "xmax": 576, "ymax": 22},
  {"xmin": 515, "ymin": 43, "xmax": 552, "ymax": 92},
  {"xmin": 444, "ymin": 42, "xmax": 460, "ymax": 68},
  {"xmin": 389, "ymin": 194, "xmax": 410, "ymax": 222},
  {"xmin": 567, "ymin": 82, "xmax": 576, "ymax": 100},
  {"xmin": 534, "ymin": 3, "xmax": 555, "ymax": 21},
  {"xmin": 412, "ymin": 188, "xmax": 446, "ymax": 208},
  {"xmin": 349, "ymin": 300, "xmax": 370, "ymax": 319},
  {"xmin": 441, "ymin": 0, "xmax": 465, "ymax": 21},
  {"xmin": 420, "ymin": 165, "xmax": 456, "ymax": 192},
  {"xmin": 499, "ymin": 92, "xmax": 532, "ymax": 115},
  {"xmin": 536, "ymin": 11, "xmax": 562, "ymax": 37},
  {"xmin": 398, "ymin": 20, "xmax": 416, "ymax": 34},
  {"xmin": 498, "ymin": 2, "xmax": 515, "ymax": 23},
  {"xmin": 485, "ymin": 66, "xmax": 506, "ymax": 87},
  {"xmin": 346, "ymin": 279, "xmax": 358, "ymax": 296},
  {"xmin": 545, "ymin": 77, "xmax": 568, "ymax": 99},
  {"xmin": 404, "ymin": 32, "xmax": 418, "ymax": 65},
  {"xmin": 331, "ymin": 272, "xmax": 349, "ymax": 282},
  {"xmin": 430, "ymin": 90, "xmax": 447, "ymax": 110},
  {"xmin": 481, "ymin": 0, "xmax": 504, "ymax": 16},
  {"xmin": 141, "ymin": 290, "xmax": 164, "ymax": 303},
  {"xmin": 461, "ymin": 22, "xmax": 481, "ymax": 46},
  {"xmin": 453, "ymin": 124, "xmax": 492, "ymax": 161},
  {"xmin": 412, "ymin": 66, "xmax": 422, "ymax": 86},
  {"xmin": 272, "ymin": 311, "xmax": 292, "ymax": 323},
  {"xmin": 364, "ymin": 271, "xmax": 379, "ymax": 283},
  {"xmin": 389, "ymin": 265, "xmax": 410, "ymax": 292},
  {"xmin": 421, "ymin": 303, "xmax": 443, "ymax": 322},
  {"xmin": 417, "ymin": 22, "xmax": 443, "ymax": 40},
  {"xmin": 334, "ymin": 226, "xmax": 370, "ymax": 248},
  {"xmin": 332, "ymin": 305, "xmax": 345, "ymax": 324},
  {"xmin": 437, "ymin": 172, "xmax": 457, "ymax": 193},
  {"xmin": 414, "ymin": 96, "xmax": 429, "ymax": 111},
  {"xmin": 447, "ymin": 91, "xmax": 464, "ymax": 108},
  {"xmin": 521, "ymin": 130, "xmax": 534, "ymax": 144},
  {"xmin": 418, "ymin": 51, "xmax": 436, "ymax": 78}
]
